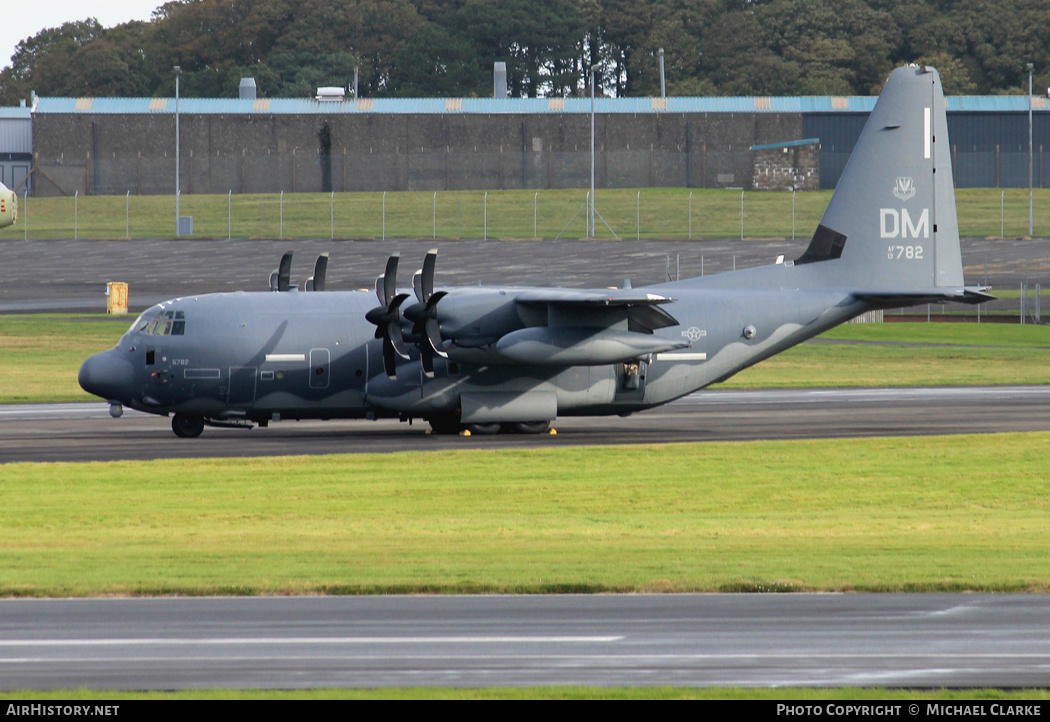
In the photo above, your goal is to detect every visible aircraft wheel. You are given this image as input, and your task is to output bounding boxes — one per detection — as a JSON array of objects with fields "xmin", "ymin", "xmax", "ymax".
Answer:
[
  {"xmin": 172, "ymin": 413, "xmax": 206, "ymax": 438},
  {"xmin": 428, "ymin": 415, "xmax": 462, "ymax": 435},
  {"xmin": 465, "ymin": 423, "xmax": 501, "ymax": 435},
  {"xmin": 507, "ymin": 421, "xmax": 550, "ymax": 435}
]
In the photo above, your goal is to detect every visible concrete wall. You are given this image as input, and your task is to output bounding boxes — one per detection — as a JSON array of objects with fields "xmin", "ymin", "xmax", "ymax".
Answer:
[{"xmin": 30, "ymin": 111, "xmax": 804, "ymax": 197}]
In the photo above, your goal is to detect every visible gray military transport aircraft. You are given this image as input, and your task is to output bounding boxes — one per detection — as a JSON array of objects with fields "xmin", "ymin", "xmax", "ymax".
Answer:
[{"xmin": 79, "ymin": 65, "xmax": 992, "ymax": 438}]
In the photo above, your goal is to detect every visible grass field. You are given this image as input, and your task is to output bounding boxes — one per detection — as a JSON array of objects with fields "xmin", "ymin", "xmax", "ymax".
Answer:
[
  {"xmin": 1, "ymin": 432, "xmax": 1049, "ymax": 596},
  {"xmin": 1, "ymin": 187, "xmax": 1049, "ymax": 240},
  {"xmin": 2, "ymin": 315, "xmax": 1046, "ymax": 404}
]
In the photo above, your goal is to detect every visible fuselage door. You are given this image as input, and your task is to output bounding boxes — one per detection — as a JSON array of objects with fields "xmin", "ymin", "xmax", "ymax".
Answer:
[
  {"xmin": 615, "ymin": 360, "xmax": 648, "ymax": 402},
  {"xmin": 228, "ymin": 366, "xmax": 257, "ymax": 407},
  {"xmin": 309, "ymin": 348, "xmax": 331, "ymax": 389}
]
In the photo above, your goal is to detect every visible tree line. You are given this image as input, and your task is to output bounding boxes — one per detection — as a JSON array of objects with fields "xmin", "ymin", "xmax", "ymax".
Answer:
[{"xmin": 2, "ymin": 0, "xmax": 1049, "ymax": 105}]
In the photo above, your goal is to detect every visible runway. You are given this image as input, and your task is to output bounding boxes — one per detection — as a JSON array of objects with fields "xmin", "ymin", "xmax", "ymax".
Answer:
[
  {"xmin": 3, "ymin": 594, "xmax": 1050, "ymax": 690},
  {"xmin": 4, "ymin": 386, "xmax": 1050, "ymax": 463}
]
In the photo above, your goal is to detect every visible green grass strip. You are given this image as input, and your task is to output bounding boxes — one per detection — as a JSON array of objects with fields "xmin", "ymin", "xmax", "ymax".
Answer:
[
  {"xmin": 3, "ymin": 188, "xmax": 1049, "ymax": 240},
  {"xmin": 3, "ymin": 433, "xmax": 1049, "ymax": 597}
]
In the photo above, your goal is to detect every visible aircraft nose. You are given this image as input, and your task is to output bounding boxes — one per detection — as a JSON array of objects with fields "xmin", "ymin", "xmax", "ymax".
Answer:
[{"xmin": 78, "ymin": 350, "xmax": 133, "ymax": 403}]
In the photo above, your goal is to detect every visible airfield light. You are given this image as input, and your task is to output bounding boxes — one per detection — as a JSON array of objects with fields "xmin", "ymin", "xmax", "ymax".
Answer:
[
  {"xmin": 1028, "ymin": 62, "xmax": 1034, "ymax": 236},
  {"xmin": 590, "ymin": 63, "xmax": 599, "ymax": 238},
  {"xmin": 174, "ymin": 66, "xmax": 181, "ymax": 237},
  {"xmin": 658, "ymin": 48, "xmax": 666, "ymax": 99}
]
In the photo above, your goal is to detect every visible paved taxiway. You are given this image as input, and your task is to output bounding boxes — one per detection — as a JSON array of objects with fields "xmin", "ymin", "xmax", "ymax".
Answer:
[
  {"xmin": 4, "ymin": 386, "xmax": 1050, "ymax": 462},
  {"xmin": 1, "ymin": 236, "xmax": 1044, "ymax": 314},
  {"xmin": 3, "ymin": 594, "xmax": 1050, "ymax": 689}
]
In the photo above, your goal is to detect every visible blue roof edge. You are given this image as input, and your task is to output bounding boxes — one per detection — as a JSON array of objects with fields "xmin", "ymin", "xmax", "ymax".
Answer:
[{"xmin": 21, "ymin": 96, "xmax": 1050, "ymax": 115}]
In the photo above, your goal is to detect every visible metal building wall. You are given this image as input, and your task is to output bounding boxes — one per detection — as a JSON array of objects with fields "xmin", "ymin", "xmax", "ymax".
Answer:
[
  {"xmin": 804, "ymin": 111, "xmax": 1050, "ymax": 189},
  {"xmin": 0, "ymin": 111, "xmax": 32, "ymax": 191},
  {"xmin": 800, "ymin": 114, "xmax": 868, "ymax": 190}
]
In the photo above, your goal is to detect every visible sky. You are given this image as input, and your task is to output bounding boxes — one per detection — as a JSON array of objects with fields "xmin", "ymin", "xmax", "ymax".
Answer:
[{"xmin": 1, "ymin": 1, "xmax": 163, "ymax": 71}]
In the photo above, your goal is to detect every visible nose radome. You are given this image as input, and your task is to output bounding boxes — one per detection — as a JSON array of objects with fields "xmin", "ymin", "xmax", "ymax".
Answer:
[{"xmin": 78, "ymin": 350, "xmax": 133, "ymax": 403}]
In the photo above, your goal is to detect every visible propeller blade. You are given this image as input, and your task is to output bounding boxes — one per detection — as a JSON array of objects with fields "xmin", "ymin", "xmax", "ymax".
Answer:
[
  {"xmin": 426, "ymin": 290, "xmax": 447, "ymax": 313},
  {"xmin": 312, "ymin": 253, "xmax": 328, "ymax": 292},
  {"xmin": 277, "ymin": 251, "xmax": 293, "ymax": 292},
  {"xmin": 420, "ymin": 248, "xmax": 437, "ymax": 301},
  {"xmin": 382, "ymin": 253, "xmax": 400, "ymax": 306},
  {"xmin": 424, "ymin": 318, "xmax": 448, "ymax": 359},
  {"xmin": 388, "ymin": 293, "xmax": 411, "ymax": 357},
  {"xmin": 375, "ymin": 275, "xmax": 385, "ymax": 304},
  {"xmin": 412, "ymin": 270, "xmax": 423, "ymax": 304},
  {"xmin": 382, "ymin": 338, "xmax": 398, "ymax": 379},
  {"xmin": 421, "ymin": 343, "xmax": 435, "ymax": 379}
]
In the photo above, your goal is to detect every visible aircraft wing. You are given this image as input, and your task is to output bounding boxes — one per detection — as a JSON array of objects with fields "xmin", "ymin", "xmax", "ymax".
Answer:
[
  {"xmin": 515, "ymin": 289, "xmax": 680, "ymax": 334},
  {"xmin": 469, "ymin": 288, "xmax": 688, "ymax": 366}
]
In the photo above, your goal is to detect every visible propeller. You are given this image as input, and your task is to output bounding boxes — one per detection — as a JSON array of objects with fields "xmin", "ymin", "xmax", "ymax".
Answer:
[
  {"xmin": 365, "ymin": 253, "xmax": 411, "ymax": 378},
  {"xmin": 404, "ymin": 249, "xmax": 448, "ymax": 378},
  {"xmin": 269, "ymin": 251, "xmax": 293, "ymax": 292},
  {"xmin": 305, "ymin": 252, "xmax": 328, "ymax": 292}
]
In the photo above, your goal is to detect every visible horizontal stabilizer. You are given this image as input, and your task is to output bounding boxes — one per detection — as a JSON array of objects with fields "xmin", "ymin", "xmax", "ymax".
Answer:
[{"xmin": 854, "ymin": 287, "xmax": 996, "ymax": 307}]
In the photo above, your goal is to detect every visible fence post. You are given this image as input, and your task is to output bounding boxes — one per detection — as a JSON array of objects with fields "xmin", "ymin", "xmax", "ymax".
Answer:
[
  {"xmin": 1001, "ymin": 190, "xmax": 1005, "ymax": 237},
  {"xmin": 688, "ymin": 191, "xmax": 693, "ymax": 239},
  {"xmin": 792, "ymin": 188, "xmax": 796, "ymax": 240},
  {"xmin": 331, "ymin": 190, "xmax": 335, "ymax": 240},
  {"xmin": 534, "ymin": 192, "xmax": 538, "ymax": 238},
  {"xmin": 74, "ymin": 190, "xmax": 78, "ymax": 240},
  {"xmin": 280, "ymin": 190, "xmax": 284, "ymax": 239},
  {"xmin": 23, "ymin": 188, "xmax": 27, "ymax": 241},
  {"xmin": 382, "ymin": 191, "xmax": 386, "ymax": 240},
  {"xmin": 636, "ymin": 191, "xmax": 640, "ymax": 240},
  {"xmin": 484, "ymin": 191, "xmax": 488, "ymax": 240},
  {"xmin": 228, "ymin": 190, "xmax": 231, "ymax": 239},
  {"xmin": 740, "ymin": 190, "xmax": 744, "ymax": 240},
  {"xmin": 433, "ymin": 191, "xmax": 437, "ymax": 239},
  {"xmin": 125, "ymin": 191, "xmax": 130, "ymax": 238}
]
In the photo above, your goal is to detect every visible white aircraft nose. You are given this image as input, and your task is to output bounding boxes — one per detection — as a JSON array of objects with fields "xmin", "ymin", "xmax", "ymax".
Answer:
[{"xmin": 78, "ymin": 350, "xmax": 133, "ymax": 403}]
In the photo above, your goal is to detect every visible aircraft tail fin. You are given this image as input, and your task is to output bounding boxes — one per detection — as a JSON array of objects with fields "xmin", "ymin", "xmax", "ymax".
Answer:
[{"xmin": 795, "ymin": 65, "xmax": 986, "ymax": 303}]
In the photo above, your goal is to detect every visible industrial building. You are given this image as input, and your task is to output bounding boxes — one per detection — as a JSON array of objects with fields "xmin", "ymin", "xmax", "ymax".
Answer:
[{"xmin": 3, "ymin": 89, "xmax": 1048, "ymax": 197}]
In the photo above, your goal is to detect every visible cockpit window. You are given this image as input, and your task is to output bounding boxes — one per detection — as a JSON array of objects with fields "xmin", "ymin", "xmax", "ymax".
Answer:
[{"xmin": 132, "ymin": 310, "xmax": 186, "ymax": 336}]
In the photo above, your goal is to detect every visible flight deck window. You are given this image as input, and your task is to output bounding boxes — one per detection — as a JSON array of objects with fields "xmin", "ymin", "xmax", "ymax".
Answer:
[{"xmin": 134, "ymin": 310, "xmax": 186, "ymax": 336}]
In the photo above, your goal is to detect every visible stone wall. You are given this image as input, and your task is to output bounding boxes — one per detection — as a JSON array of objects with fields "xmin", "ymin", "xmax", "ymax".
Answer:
[
  {"xmin": 31, "ymin": 111, "xmax": 805, "ymax": 197},
  {"xmin": 751, "ymin": 142, "xmax": 820, "ymax": 191}
]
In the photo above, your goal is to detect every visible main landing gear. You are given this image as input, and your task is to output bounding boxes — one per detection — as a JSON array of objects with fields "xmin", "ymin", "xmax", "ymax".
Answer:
[{"xmin": 171, "ymin": 413, "xmax": 206, "ymax": 438}]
